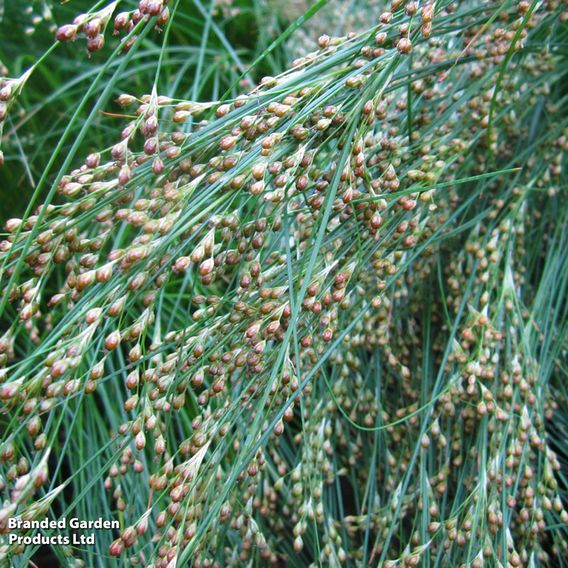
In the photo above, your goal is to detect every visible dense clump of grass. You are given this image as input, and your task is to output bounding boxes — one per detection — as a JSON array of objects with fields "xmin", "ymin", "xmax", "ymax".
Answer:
[{"xmin": 0, "ymin": 1, "xmax": 567, "ymax": 566}]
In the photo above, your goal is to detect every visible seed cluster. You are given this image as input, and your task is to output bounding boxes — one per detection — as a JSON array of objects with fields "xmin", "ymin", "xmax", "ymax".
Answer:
[
  {"xmin": 0, "ymin": 1, "xmax": 171, "ymax": 167},
  {"xmin": 0, "ymin": 0, "xmax": 567, "ymax": 566},
  {"xmin": 0, "ymin": 71, "xmax": 31, "ymax": 168},
  {"xmin": 56, "ymin": 1, "xmax": 171, "ymax": 53}
]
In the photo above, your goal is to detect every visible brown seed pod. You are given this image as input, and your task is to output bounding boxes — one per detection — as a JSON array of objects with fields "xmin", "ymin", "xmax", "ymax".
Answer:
[
  {"xmin": 397, "ymin": 38, "xmax": 412, "ymax": 54},
  {"xmin": 105, "ymin": 331, "xmax": 121, "ymax": 351},
  {"xmin": 109, "ymin": 538, "xmax": 124, "ymax": 557},
  {"xmin": 87, "ymin": 34, "xmax": 105, "ymax": 53},
  {"xmin": 56, "ymin": 25, "xmax": 78, "ymax": 42}
]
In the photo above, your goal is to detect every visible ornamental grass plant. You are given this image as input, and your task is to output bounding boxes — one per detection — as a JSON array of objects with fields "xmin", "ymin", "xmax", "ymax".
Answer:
[{"xmin": 0, "ymin": 0, "xmax": 567, "ymax": 566}]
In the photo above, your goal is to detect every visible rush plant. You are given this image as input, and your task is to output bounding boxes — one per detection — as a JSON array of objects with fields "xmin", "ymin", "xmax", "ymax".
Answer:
[{"xmin": 0, "ymin": 1, "xmax": 567, "ymax": 567}]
